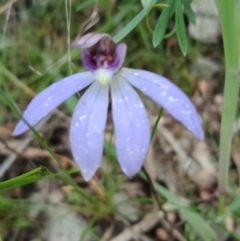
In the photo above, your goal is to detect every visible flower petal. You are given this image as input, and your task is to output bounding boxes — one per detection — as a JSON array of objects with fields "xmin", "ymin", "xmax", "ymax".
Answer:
[
  {"xmin": 120, "ymin": 68, "xmax": 204, "ymax": 139},
  {"xmin": 111, "ymin": 76, "xmax": 150, "ymax": 178},
  {"xmin": 13, "ymin": 72, "xmax": 94, "ymax": 136},
  {"xmin": 114, "ymin": 43, "xmax": 127, "ymax": 72},
  {"xmin": 71, "ymin": 32, "xmax": 110, "ymax": 49},
  {"xmin": 70, "ymin": 81, "xmax": 109, "ymax": 181},
  {"xmin": 81, "ymin": 42, "xmax": 127, "ymax": 73}
]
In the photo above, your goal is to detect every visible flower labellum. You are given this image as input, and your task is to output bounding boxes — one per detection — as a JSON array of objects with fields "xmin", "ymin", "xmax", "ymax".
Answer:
[{"xmin": 13, "ymin": 32, "xmax": 204, "ymax": 181}]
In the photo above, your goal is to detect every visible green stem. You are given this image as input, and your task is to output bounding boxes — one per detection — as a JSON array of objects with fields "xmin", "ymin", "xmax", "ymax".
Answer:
[
  {"xmin": 214, "ymin": 0, "xmax": 240, "ymax": 193},
  {"xmin": 217, "ymin": 194, "xmax": 226, "ymax": 216}
]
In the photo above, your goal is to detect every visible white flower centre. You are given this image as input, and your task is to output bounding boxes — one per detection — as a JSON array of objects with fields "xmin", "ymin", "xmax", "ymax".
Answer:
[{"xmin": 94, "ymin": 68, "xmax": 113, "ymax": 86}]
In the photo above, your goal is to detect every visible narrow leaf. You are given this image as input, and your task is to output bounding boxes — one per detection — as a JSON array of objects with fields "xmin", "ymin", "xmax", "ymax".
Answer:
[
  {"xmin": 183, "ymin": 1, "xmax": 196, "ymax": 25},
  {"xmin": 153, "ymin": 183, "xmax": 215, "ymax": 241},
  {"xmin": 141, "ymin": 0, "xmax": 152, "ymax": 9},
  {"xmin": 227, "ymin": 195, "xmax": 240, "ymax": 214},
  {"xmin": 152, "ymin": 0, "xmax": 175, "ymax": 47},
  {"xmin": 218, "ymin": 195, "xmax": 240, "ymax": 221},
  {"xmin": 175, "ymin": 0, "xmax": 188, "ymax": 56},
  {"xmin": 76, "ymin": 0, "xmax": 95, "ymax": 12},
  {"xmin": 113, "ymin": 0, "xmax": 157, "ymax": 43},
  {"xmin": 0, "ymin": 167, "xmax": 52, "ymax": 192},
  {"xmin": 178, "ymin": 206, "xmax": 215, "ymax": 241},
  {"xmin": 215, "ymin": 0, "xmax": 240, "ymax": 194},
  {"xmin": 151, "ymin": 107, "xmax": 164, "ymax": 141}
]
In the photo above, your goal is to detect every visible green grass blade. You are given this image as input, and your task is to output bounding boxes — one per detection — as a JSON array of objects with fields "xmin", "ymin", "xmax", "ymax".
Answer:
[
  {"xmin": 218, "ymin": 195, "xmax": 240, "ymax": 221},
  {"xmin": 141, "ymin": 0, "xmax": 152, "ymax": 9},
  {"xmin": 0, "ymin": 166, "xmax": 52, "ymax": 192},
  {"xmin": 113, "ymin": 0, "xmax": 157, "ymax": 43},
  {"xmin": 153, "ymin": 183, "xmax": 216, "ymax": 241},
  {"xmin": 175, "ymin": 0, "xmax": 188, "ymax": 56},
  {"xmin": 0, "ymin": 168, "xmax": 80, "ymax": 193},
  {"xmin": 151, "ymin": 107, "xmax": 164, "ymax": 141},
  {"xmin": 178, "ymin": 206, "xmax": 215, "ymax": 241},
  {"xmin": 183, "ymin": 0, "xmax": 196, "ymax": 25},
  {"xmin": 140, "ymin": 172, "xmax": 216, "ymax": 241},
  {"xmin": 76, "ymin": 0, "xmax": 95, "ymax": 12},
  {"xmin": 0, "ymin": 88, "xmax": 79, "ymax": 185}
]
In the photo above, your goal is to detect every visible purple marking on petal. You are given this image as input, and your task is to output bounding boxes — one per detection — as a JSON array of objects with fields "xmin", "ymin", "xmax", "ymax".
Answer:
[
  {"xmin": 81, "ymin": 37, "xmax": 127, "ymax": 73},
  {"xmin": 71, "ymin": 32, "xmax": 110, "ymax": 49},
  {"xmin": 83, "ymin": 43, "xmax": 127, "ymax": 73},
  {"xmin": 120, "ymin": 68, "xmax": 204, "ymax": 139},
  {"xmin": 111, "ymin": 76, "xmax": 150, "ymax": 178},
  {"xmin": 82, "ymin": 49, "xmax": 98, "ymax": 71},
  {"xmin": 70, "ymin": 81, "xmax": 109, "ymax": 181},
  {"xmin": 12, "ymin": 72, "xmax": 94, "ymax": 136},
  {"xmin": 114, "ymin": 43, "xmax": 127, "ymax": 72}
]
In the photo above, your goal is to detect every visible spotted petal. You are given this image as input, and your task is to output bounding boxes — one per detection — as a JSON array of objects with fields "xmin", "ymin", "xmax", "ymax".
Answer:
[
  {"xmin": 120, "ymin": 68, "xmax": 204, "ymax": 139},
  {"xmin": 70, "ymin": 81, "xmax": 109, "ymax": 181},
  {"xmin": 111, "ymin": 76, "xmax": 150, "ymax": 178},
  {"xmin": 13, "ymin": 72, "xmax": 94, "ymax": 136}
]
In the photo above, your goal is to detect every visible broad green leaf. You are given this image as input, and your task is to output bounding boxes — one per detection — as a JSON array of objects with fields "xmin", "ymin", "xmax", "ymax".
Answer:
[
  {"xmin": 113, "ymin": 0, "xmax": 157, "ymax": 43},
  {"xmin": 175, "ymin": 0, "xmax": 188, "ymax": 56},
  {"xmin": 183, "ymin": 1, "xmax": 196, "ymax": 25},
  {"xmin": 152, "ymin": 0, "xmax": 175, "ymax": 48}
]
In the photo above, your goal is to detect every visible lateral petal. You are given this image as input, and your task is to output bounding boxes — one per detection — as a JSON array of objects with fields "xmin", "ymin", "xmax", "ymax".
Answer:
[
  {"xmin": 120, "ymin": 68, "xmax": 204, "ymax": 139},
  {"xmin": 70, "ymin": 81, "xmax": 109, "ymax": 181},
  {"xmin": 12, "ymin": 72, "xmax": 94, "ymax": 135},
  {"xmin": 111, "ymin": 76, "xmax": 150, "ymax": 178}
]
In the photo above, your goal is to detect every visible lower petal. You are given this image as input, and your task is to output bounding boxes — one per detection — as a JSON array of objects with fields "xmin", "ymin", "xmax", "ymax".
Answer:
[
  {"xmin": 111, "ymin": 76, "xmax": 150, "ymax": 178},
  {"xmin": 70, "ymin": 81, "xmax": 109, "ymax": 181}
]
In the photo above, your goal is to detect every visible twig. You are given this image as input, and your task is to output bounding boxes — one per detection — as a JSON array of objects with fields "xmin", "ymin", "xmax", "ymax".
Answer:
[
  {"xmin": 0, "ymin": 137, "xmax": 20, "ymax": 156},
  {"xmin": 110, "ymin": 210, "xmax": 186, "ymax": 241},
  {"xmin": 152, "ymin": 117, "xmax": 198, "ymax": 177},
  {"xmin": 0, "ymin": 64, "xmax": 71, "ymax": 123},
  {"xmin": 0, "ymin": 115, "xmax": 51, "ymax": 178},
  {"xmin": 160, "ymin": 219, "xmax": 186, "ymax": 241},
  {"xmin": 0, "ymin": 0, "xmax": 20, "ymax": 14},
  {"xmin": 110, "ymin": 211, "xmax": 164, "ymax": 241},
  {"xmin": 1, "ymin": 0, "xmax": 11, "ymax": 48},
  {"xmin": 101, "ymin": 224, "xmax": 115, "ymax": 241},
  {"xmin": 0, "ymin": 135, "xmax": 32, "ymax": 178},
  {"xmin": 144, "ymin": 140, "xmax": 156, "ymax": 181}
]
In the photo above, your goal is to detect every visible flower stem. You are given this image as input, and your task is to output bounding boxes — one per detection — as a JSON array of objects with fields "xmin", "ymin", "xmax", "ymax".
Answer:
[
  {"xmin": 141, "ymin": 166, "xmax": 162, "ymax": 206},
  {"xmin": 214, "ymin": 0, "xmax": 240, "ymax": 193}
]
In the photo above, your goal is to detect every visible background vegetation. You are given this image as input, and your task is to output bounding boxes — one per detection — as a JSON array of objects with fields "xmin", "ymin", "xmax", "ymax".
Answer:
[{"xmin": 0, "ymin": 0, "xmax": 239, "ymax": 240}]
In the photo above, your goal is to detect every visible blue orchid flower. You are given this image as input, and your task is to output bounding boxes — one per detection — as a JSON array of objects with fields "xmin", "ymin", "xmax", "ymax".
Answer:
[{"xmin": 13, "ymin": 33, "xmax": 204, "ymax": 181}]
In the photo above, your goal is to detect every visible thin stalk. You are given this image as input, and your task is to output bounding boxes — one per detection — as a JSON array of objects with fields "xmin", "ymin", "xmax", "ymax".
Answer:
[{"xmin": 214, "ymin": 0, "xmax": 240, "ymax": 193}]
